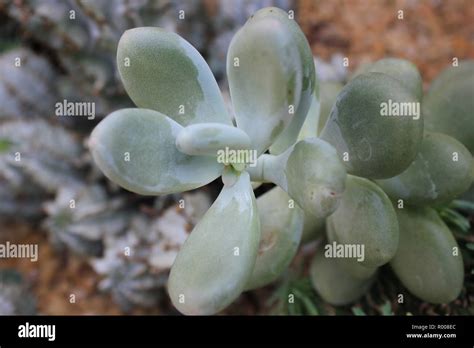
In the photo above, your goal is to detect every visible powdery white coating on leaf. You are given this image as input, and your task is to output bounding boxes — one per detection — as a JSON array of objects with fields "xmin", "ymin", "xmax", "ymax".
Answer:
[
  {"xmin": 117, "ymin": 27, "xmax": 231, "ymax": 126},
  {"xmin": 376, "ymin": 132, "xmax": 473, "ymax": 206},
  {"xmin": 89, "ymin": 108, "xmax": 223, "ymax": 195},
  {"xmin": 245, "ymin": 186, "xmax": 304, "ymax": 290},
  {"xmin": 227, "ymin": 13, "xmax": 303, "ymax": 155},
  {"xmin": 321, "ymin": 72, "xmax": 423, "ymax": 179},
  {"xmin": 352, "ymin": 58, "xmax": 423, "ymax": 101},
  {"xmin": 168, "ymin": 171, "xmax": 260, "ymax": 315},
  {"xmin": 176, "ymin": 122, "xmax": 252, "ymax": 157},
  {"xmin": 391, "ymin": 207, "xmax": 464, "ymax": 304},
  {"xmin": 310, "ymin": 246, "xmax": 375, "ymax": 306},
  {"xmin": 327, "ymin": 175, "xmax": 399, "ymax": 269},
  {"xmin": 423, "ymin": 60, "xmax": 474, "ymax": 153},
  {"xmin": 285, "ymin": 138, "xmax": 346, "ymax": 218}
]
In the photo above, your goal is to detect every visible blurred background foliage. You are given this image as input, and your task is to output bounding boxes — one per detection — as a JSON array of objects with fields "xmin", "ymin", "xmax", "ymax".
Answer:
[{"xmin": 0, "ymin": 0, "xmax": 472, "ymax": 315}]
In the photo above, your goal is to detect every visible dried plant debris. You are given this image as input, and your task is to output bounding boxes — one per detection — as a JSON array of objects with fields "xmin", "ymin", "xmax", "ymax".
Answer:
[
  {"xmin": 0, "ymin": 269, "xmax": 36, "ymax": 315},
  {"xmin": 42, "ymin": 184, "xmax": 130, "ymax": 257}
]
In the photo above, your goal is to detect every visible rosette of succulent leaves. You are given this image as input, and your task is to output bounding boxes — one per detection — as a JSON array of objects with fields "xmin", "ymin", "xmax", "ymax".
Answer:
[
  {"xmin": 89, "ymin": 6, "xmax": 473, "ymax": 315},
  {"xmin": 4, "ymin": 0, "xmax": 186, "ymax": 114}
]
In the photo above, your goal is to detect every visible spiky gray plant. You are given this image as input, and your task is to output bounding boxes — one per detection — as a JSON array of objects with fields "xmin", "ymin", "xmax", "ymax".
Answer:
[
  {"xmin": 0, "ymin": 119, "xmax": 83, "ymax": 220},
  {"xmin": 91, "ymin": 199, "xmax": 210, "ymax": 312},
  {"xmin": 42, "ymin": 184, "xmax": 130, "ymax": 257},
  {"xmin": 0, "ymin": 48, "xmax": 59, "ymax": 120}
]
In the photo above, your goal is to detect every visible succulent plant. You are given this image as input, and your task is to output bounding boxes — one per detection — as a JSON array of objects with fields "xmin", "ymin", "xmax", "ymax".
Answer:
[
  {"xmin": 307, "ymin": 57, "xmax": 473, "ymax": 307},
  {"xmin": 0, "ymin": 119, "xmax": 83, "ymax": 220},
  {"xmin": 423, "ymin": 60, "xmax": 474, "ymax": 153},
  {"xmin": 0, "ymin": 48, "xmax": 59, "ymax": 120},
  {"xmin": 91, "ymin": 200, "xmax": 207, "ymax": 312},
  {"xmin": 0, "ymin": 269, "xmax": 36, "ymax": 315},
  {"xmin": 89, "ymin": 7, "xmax": 352, "ymax": 315},
  {"xmin": 390, "ymin": 207, "xmax": 464, "ymax": 304},
  {"xmin": 42, "ymin": 184, "xmax": 130, "ymax": 257}
]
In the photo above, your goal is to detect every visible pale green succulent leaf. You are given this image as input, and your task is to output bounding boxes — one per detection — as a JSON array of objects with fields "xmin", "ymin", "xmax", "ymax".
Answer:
[
  {"xmin": 327, "ymin": 175, "xmax": 399, "ymax": 268},
  {"xmin": 285, "ymin": 138, "xmax": 347, "ymax": 218},
  {"xmin": 351, "ymin": 58, "xmax": 423, "ymax": 100},
  {"xmin": 89, "ymin": 108, "xmax": 223, "ymax": 195},
  {"xmin": 296, "ymin": 89, "xmax": 321, "ymax": 141},
  {"xmin": 391, "ymin": 207, "xmax": 464, "ymax": 304},
  {"xmin": 245, "ymin": 187, "xmax": 304, "ymax": 290},
  {"xmin": 310, "ymin": 246, "xmax": 375, "ymax": 306},
  {"xmin": 168, "ymin": 171, "xmax": 260, "ymax": 315},
  {"xmin": 247, "ymin": 138, "xmax": 346, "ymax": 218},
  {"xmin": 259, "ymin": 8, "xmax": 317, "ymax": 155},
  {"xmin": 227, "ymin": 8, "xmax": 309, "ymax": 154},
  {"xmin": 117, "ymin": 27, "xmax": 230, "ymax": 126},
  {"xmin": 175, "ymin": 122, "xmax": 252, "ymax": 158},
  {"xmin": 320, "ymin": 72, "xmax": 423, "ymax": 179},
  {"xmin": 423, "ymin": 60, "xmax": 474, "ymax": 153},
  {"xmin": 376, "ymin": 132, "xmax": 473, "ymax": 206}
]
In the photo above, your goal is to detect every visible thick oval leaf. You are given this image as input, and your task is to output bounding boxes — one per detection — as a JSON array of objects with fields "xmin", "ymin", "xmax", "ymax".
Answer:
[
  {"xmin": 310, "ymin": 246, "xmax": 375, "ymax": 306},
  {"xmin": 117, "ymin": 27, "xmax": 230, "ymax": 126},
  {"xmin": 176, "ymin": 123, "xmax": 252, "ymax": 157},
  {"xmin": 297, "ymin": 89, "xmax": 320, "ymax": 141},
  {"xmin": 245, "ymin": 187, "xmax": 304, "ymax": 290},
  {"xmin": 317, "ymin": 81, "xmax": 343, "ymax": 135},
  {"xmin": 326, "ymin": 218, "xmax": 378, "ymax": 280},
  {"xmin": 301, "ymin": 211, "xmax": 325, "ymax": 244},
  {"xmin": 391, "ymin": 207, "xmax": 464, "ymax": 304},
  {"xmin": 376, "ymin": 132, "xmax": 473, "ymax": 206},
  {"xmin": 320, "ymin": 72, "xmax": 423, "ymax": 179},
  {"xmin": 247, "ymin": 138, "xmax": 346, "ymax": 218},
  {"xmin": 227, "ymin": 8, "xmax": 310, "ymax": 154},
  {"xmin": 168, "ymin": 171, "xmax": 260, "ymax": 315},
  {"xmin": 327, "ymin": 175, "xmax": 399, "ymax": 268},
  {"xmin": 352, "ymin": 58, "xmax": 423, "ymax": 100},
  {"xmin": 423, "ymin": 60, "xmax": 474, "ymax": 153},
  {"xmin": 285, "ymin": 138, "xmax": 347, "ymax": 218},
  {"xmin": 89, "ymin": 108, "xmax": 222, "ymax": 195},
  {"xmin": 259, "ymin": 8, "xmax": 317, "ymax": 155}
]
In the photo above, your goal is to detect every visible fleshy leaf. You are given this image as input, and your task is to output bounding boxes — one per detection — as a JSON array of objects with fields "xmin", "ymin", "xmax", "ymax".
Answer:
[
  {"xmin": 351, "ymin": 58, "xmax": 423, "ymax": 100},
  {"xmin": 391, "ymin": 207, "xmax": 464, "ymax": 304},
  {"xmin": 317, "ymin": 81, "xmax": 343, "ymax": 135},
  {"xmin": 310, "ymin": 246, "xmax": 375, "ymax": 306},
  {"xmin": 297, "ymin": 89, "xmax": 320, "ymax": 141},
  {"xmin": 245, "ymin": 187, "xmax": 304, "ymax": 290},
  {"xmin": 227, "ymin": 7, "xmax": 313, "ymax": 154},
  {"xmin": 176, "ymin": 123, "xmax": 252, "ymax": 157},
  {"xmin": 423, "ymin": 60, "xmax": 474, "ymax": 153},
  {"xmin": 247, "ymin": 138, "xmax": 346, "ymax": 218},
  {"xmin": 320, "ymin": 72, "xmax": 423, "ymax": 179},
  {"xmin": 376, "ymin": 132, "xmax": 473, "ymax": 206},
  {"xmin": 89, "ymin": 108, "xmax": 223, "ymax": 195},
  {"xmin": 168, "ymin": 171, "xmax": 260, "ymax": 315},
  {"xmin": 327, "ymin": 175, "xmax": 399, "ymax": 269},
  {"xmin": 285, "ymin": 139, "xmax": 347, "ymax": 218},
  {"xmin": 326, "ymin": 218, "xmax": 378, "ymax": 280},
  {"xmin": 117, "ymin": 27, "xmax": 230, "ymax": 126},
  {"xmin": 262, "ymin": 8, "xmax": 317, "ymax": 155}
]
